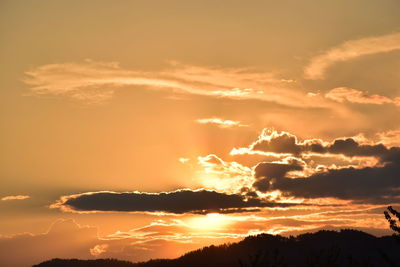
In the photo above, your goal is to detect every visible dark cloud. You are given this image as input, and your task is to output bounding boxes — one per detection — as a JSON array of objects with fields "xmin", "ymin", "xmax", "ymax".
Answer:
[
  {"xmin": 254, "ymin": 154, "xmax": 400, "ymax": 204},
  {"xmin": 252, "ymin": 131, "xmax": 400, "ymax": 162},
  {"xmin": 248, "ymin": 130, "xmax": 400, "ymax": 204},
  {"xmin": 253, "ymin": 161, "xmax": 303, "ymax": 192},
  {"xmin": 327, "ymin": 138, "xmax": 393, "ymax": 159},
  {"xmin": 253, "ymin": 133, "xmax": 301, "ymax": 154},
  {"xmin": 57, "ymin": 189, "xmax": 290, "ymax": 214}
]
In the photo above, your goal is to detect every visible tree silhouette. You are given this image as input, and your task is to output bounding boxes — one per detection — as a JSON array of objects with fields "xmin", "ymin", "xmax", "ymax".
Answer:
[
  {"xmin": 382, "ymin": 206, "xmax": 400, "ymax": 266},
  {"xmin": 384, "ymin": 206, "xmax": 400, "ymax": 239}
]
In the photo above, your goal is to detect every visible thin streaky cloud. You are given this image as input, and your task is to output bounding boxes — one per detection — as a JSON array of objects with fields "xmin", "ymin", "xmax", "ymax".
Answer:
[
  {"xmin": 1, "ymin": 195, "xmax": 30, "ymax": 201},
  {"xmin": 23, "ymin": 60, "xmax": 333, "ymax": 108},
  {"xmin": 325, "ymin": 87, "xmax": 400, "ymax": 106},
  {"xmin": 304, "ymin": 32, "xmax": 400, "ymax": 80},
  {"xmin": 196, "ymin": 118, "xmax": 248, "ymax": 128}
]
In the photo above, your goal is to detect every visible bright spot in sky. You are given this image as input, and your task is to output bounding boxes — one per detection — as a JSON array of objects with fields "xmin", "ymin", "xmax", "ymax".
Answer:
[{"xmin": 187, "ymin": 213, "xmax": 231, "ymax": 231}]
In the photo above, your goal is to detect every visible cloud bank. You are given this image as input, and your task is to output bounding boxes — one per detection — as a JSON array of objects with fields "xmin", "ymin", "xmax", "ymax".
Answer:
[
  {"xmin": 53, "ymin": 128, "xmax": 400, "ymax": 213},
  {"xmin": 6, "ymin": 207, "xmax": 391, "ymax": 267},
  {"xmin": 231, "ymin": 129, "xmax": 400, "ymax": 204}
]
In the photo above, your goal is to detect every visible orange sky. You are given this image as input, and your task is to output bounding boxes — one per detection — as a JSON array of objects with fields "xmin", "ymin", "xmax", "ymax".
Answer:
[{"xmin": 1, "ymin": 1, "xmax": 400, "ymax": 266}]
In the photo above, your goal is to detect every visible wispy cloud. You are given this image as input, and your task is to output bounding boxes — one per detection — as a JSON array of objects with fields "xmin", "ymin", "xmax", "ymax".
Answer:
[
  {"xmin": 0, "ymin": 219, "xmax": 98, "ymax": 267},
  {"xmin": 1, "ymin": 207, "xmax": 392, "ymax": 266},
  {"xmin": 1, "ymin": 195, "xmax": 30, "ymax": 201},
  {"xmin": 195, "ymin": 118, "xmax": 248, "ymax": 128},
  {"xmin": 23, "ymin": 60, "xmax": 329, "ymax": 108},
  {"xmin": 304, "ymin": 32, "xmax": 400, "ymax": 79},
  {"xmin": 325, "ymin": 87, "xmax": 400, "ymax": 106},
  {"xmin": 376, "ymin": 129, "xmax": 400, "ymax": 147}
]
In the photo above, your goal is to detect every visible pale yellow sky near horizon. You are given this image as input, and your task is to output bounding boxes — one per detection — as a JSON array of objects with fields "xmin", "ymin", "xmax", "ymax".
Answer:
[{"xmin": 1, "ymin": 1, "xmax": 400, "ymax": 266}]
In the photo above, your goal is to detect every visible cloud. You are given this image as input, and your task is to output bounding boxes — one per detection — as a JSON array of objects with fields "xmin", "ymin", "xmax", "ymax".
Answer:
[
  {"xmin": 0, "ymin": 219, "xmax": 98, "ymax": 267},
  {"xmin": 376, "ymin": 129, "xmax": 400, "ymax": 147},
  {"xmin": 253, "ymin": 160, "xmax": 305, "ymax": 192},
  {"xmin": 232, "ymin": 128, "xmax": 397, "ymax": 162},
  {"xmin": 326, "ymin": 138, "xmax": 394, "ymax": 160},
  {"xmin": 197, "ymin": 154, "xmax": 254, "ymax": 194},
  {"xmin": 52, "ymin": 189, "xmax": 290, "ymax": 214},
  {"xmin": 225, "ymin": 128, "xmax": 400, "ymax": 204},
  {"xmin": 3, "ymin": 208, "xmax": 393, "ymax": 266},
  {"xmin": 178, "ymin": 157, "xmax": 190, "ymax": 163},
  {"xmin": 0, "ymin": 218, "xmax": 235, "ymax": 266},
  {"xmin": 231, "ymin": 129, "xmax": 329, "ymax": 157},
  {"xmin": 89, "ymin": 244, "xmax": 109, "ymax": 257},
  {"xmin": 23, "ymin": 60, "xmax": 330, "ymax": 108},
  {"xmin": 251, "ymin": 130, "xmax": 303, "ymax": 155},
  {"xmin": 325, "ymin": 87, "xmax": 400, "ymax": 106},
  {"xmin": 1, "ymin": 195, "xmax": 30, "ymax": 201},
  {"xmin": 304, "ymin": 32, "xmax": 400, "ymax": 79},
  {"xmin": 195, "ymin": 118, "xmax": 248, "ymax": 128},
  {"xmin": 266, "ymin": 160, "xmax": 400, "ymax": 204},
  {"xmin": 0, "ymin": 218, "xmax": 211, "ymax": 266},
  {"xmin": 236, "ymin": 130, "xmax": 400, "ymax": 204}
]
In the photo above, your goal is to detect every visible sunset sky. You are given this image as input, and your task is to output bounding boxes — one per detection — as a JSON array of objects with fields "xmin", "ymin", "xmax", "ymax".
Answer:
[{"xmin": 1, "ymin": 1, "xmax": 400, "ymax": 266}]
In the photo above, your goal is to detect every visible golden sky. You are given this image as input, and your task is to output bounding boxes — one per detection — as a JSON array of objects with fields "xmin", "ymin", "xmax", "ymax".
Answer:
[{"xmin": 1, "ymin": 1, "xmax": 400, "ymax": 266}]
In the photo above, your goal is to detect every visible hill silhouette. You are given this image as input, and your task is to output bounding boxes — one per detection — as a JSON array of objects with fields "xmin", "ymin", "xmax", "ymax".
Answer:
[{"xmin": 33, "ymin": 229, "xmax": 400, "ymax": 267}]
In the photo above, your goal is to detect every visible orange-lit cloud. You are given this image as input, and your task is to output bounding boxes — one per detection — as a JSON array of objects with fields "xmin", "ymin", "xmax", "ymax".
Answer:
[
  {"xmin": 195, "ymin": 117, "xmax": 248, "ymax": 128},
  {"xmin": 49, "ymin": 126, "xmax": 400, "ymax": 214},
  {"xmin": 89, "ymin": 244, "xmax": 109, "ymax": 257},
  {"xmin": 47, "ymin": 129, "xmax": 400, "ymax": 214},
  {"xmin": 0, "ymin": 219, "xmax": 98, "ymax": 267},
  {"xmin": 3, "ymin": 204, "xmax": 394, "ymax": 267},
  {"xmin": 45, "ymin": 125, "xmax": 400, "ymax": 217},
  {"xmin": 23, "ymin": 60, "xmax": 332, "ymax": 108},
  {"xmin": 325, "ymin": 87, "xmax": 400, "ymax": 106},
  {"xmin": 4, "ymin": 2, "xmax": 400, "ymax": 266},
  {"xmin": 304, "ymin": 32, "xmax": 400, "ymax": 79},
  {"xmin": 197, "ymin": 154, "xmax": 253, "ymax": 194},
  {"xmin": 178, "ymin": 157, "xmax": 190, "ymax": 163},
  {"xmin": 376, "ymin": 129, "xmax": 400, "ymax": 147},
  {"xmin": 1, "ymin": 195, "xmax": 30, "ymax": 201},
  {"xmin": 231, "ymin": 128, "xmax": 393, "ymax": 163}
]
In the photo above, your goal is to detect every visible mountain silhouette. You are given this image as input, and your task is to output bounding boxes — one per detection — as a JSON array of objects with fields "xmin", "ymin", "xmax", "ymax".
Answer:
[{"xmin": 33, "ymin": 229, "xmax": 400, "ymax": 267}]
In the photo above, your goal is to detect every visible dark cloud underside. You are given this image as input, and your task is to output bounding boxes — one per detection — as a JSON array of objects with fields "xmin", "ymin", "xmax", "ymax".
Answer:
[
  {"xmin": 254, "ymin": 153, "xmax": 400, "ymax": 204},
  {"xmin": 252, "ymin": 132, "xmax": 400, "ymax": 161},
  {"xmin": 61, "ymin": 190, "xmax": 290, "ymax": 214}
]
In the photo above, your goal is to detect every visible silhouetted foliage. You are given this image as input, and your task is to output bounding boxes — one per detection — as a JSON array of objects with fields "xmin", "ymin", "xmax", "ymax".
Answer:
[
  {"xmin": 385, "ymin": 206, "xmax": 400, "ymax": 238},
  {"xmin": 382, "ymin": 206, "xmax": 400, "ymax": 267},
  {"xmin": 305, "ymin": 245, "xmax": 340, "ymax": 267},
  {"xmin": 34, "ymin": 229, "xmax": 400, "ymax": 267},
  {"xmin": 238, "ymin": 248, "xmax": 287, "ymax": 267},
  {"xmin": 33, "ymin": 258, "xmax": 137, "ymax": 267}
]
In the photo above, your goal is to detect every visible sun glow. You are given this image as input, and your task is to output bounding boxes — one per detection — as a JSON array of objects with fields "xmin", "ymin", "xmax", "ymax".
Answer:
[{"xmin": 187, "ymin": 213, "xmax": 231, "ymax": 231}]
